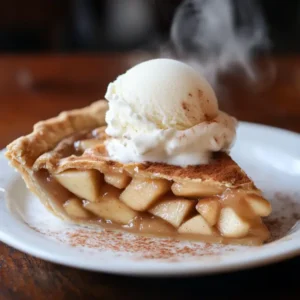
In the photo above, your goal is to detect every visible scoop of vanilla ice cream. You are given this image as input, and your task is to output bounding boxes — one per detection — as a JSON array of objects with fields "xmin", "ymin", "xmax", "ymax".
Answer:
[
  {"xmin": 106, "ymin": 59, "xmax": 218, "ymax": 130},
  {"xmin": 105, "ymin": 58, "xmax": 236, "ymax": 166}
]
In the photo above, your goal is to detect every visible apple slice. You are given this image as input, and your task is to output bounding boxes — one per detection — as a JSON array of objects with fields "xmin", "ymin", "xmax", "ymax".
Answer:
[
  {"xmin": 222, "ymin": 191, "xmax": 257, "ymax": 221},
  {"xmin": 171, "ymin": 181, "xmax": 223, "ymax": 197},
  {"xmin": 54, "ymin": 169, "xmax": 103, "ymax": 202},
  {"xmin": 178, "ymin": 215, "xmax": 214, "ymax": 235},
  {"xmin": 64, "ymin": 198, "xmax": 92, "ymax": 219},
  {"xmin": 218, "ymin": 207, "xmax": 250, "ymax": 238},
  {"xmin": 120, "ymin": 177, "xmax": 170, "ymax": 211},
  {"xmin": 149, "ymin": 197, "xmax": 194, "ymax": 228},
  {"xmin": 196, "ymin": 197, "xmax": 221, "ymax": 226},
  {"xmin": 85, "ymin": 185, "xmax": 137, "ymax": 225},
  {"xmin": 138, "ymin": 216, "xmax": 175, "ymax": 234},
  {"xmin": 245, "ymin": 194, "xmax": 272, "ymax": 217},
  {"xmin": 104, "ymin": 172, "xmax": 131, "ymax": 189}
]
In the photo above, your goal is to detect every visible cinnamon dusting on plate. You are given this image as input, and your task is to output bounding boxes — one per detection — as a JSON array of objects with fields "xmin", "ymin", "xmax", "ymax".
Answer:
[{"xmin": 28, "ymin": 192, "xmax": 300, "ymax": 262}]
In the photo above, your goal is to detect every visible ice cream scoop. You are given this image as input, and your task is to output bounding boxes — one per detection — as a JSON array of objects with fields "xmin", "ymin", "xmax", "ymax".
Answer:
[
  {"xmin": 104, "ymin": 58, "xmax": 236, "ymax": 166},
  {"xmin": 106, "ymin": 59, "xmax": 218, "ymax": 130}
]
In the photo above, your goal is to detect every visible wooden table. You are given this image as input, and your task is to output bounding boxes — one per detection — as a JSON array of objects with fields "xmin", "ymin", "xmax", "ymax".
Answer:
[{"xmin": 0, "ymin": 55, "xmax": 299, "ymax": 299}]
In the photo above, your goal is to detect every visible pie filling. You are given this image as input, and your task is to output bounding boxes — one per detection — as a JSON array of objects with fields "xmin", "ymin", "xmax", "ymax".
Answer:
[{"xmin": 31, "ymin": 127, "xmax": 271, "ymax": 246}]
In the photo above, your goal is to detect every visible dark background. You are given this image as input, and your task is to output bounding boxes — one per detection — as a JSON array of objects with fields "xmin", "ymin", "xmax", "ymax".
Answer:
[{"xmin": 0, "ymin": 0, "xmax": 299, "ymax": 54}]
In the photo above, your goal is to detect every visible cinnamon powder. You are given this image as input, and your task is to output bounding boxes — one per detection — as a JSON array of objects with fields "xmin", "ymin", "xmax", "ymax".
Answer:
[{"xmin": 30, "ymin": 192, "xmax": 300, "ymax": 262}]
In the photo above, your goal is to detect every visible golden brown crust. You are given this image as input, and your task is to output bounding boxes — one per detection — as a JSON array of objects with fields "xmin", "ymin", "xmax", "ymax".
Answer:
[
  {"xmin": 31, "ymin": 133, "xmax": 253, "ymax": 189},
  {"xmin": 6, "ymin": 100, "xmax": 108, "ymax": 168},
  {"xmin": 46, "ymin": 151, "xmax": 253, "ymax": 188},
  {"xmin": 125, "ymin": 152, "xmax": 252, "ymax": 186}
]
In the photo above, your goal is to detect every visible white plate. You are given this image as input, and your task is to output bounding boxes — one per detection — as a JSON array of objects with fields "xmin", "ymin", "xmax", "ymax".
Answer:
[{"xmin": 0, "ymin": 122, "xmax": 300, "ymax": 276}]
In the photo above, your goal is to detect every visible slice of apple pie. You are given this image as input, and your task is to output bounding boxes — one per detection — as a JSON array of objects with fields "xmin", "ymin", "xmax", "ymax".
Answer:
[{"xmin": 6, "ymin": 100, "xmax": 271, "ymax": 245}]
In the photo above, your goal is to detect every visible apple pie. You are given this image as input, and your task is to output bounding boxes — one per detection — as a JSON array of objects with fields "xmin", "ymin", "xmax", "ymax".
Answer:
[{"xmin": 6, "ymin": 100, "xmax": 271, "ymax": 245}]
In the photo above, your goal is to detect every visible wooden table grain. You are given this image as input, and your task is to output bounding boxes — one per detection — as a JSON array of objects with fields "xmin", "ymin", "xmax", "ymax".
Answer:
[{"xmin": 0, "ymin": 54, "xmax": 299, "ymax": 299}]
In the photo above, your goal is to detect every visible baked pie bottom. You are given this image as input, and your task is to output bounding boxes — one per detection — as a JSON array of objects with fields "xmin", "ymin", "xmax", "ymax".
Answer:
[{"xmin": 6, "ymin": 100, "xmax": 272, "ymax": 246}]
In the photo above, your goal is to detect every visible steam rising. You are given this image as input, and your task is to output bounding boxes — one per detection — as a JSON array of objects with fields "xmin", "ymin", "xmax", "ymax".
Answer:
[{"xmin": 168, "ymin": 0, "xmax": 269, "ymax": 86}]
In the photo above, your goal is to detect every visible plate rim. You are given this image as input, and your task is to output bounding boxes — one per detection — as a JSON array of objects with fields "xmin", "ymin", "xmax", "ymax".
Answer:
[{"xmin": 1, "ymin": 205, "xmax": 299, "ymax": 276}]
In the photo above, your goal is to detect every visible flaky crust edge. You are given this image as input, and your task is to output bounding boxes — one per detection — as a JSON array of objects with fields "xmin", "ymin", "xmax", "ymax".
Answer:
[
  {"xmin": 5, "ymin": 100, "xmax": 108, "ymax": 220},
  {"xmin": 6, "ymin": 100, "xmax": 108, "ymax": 168}
]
